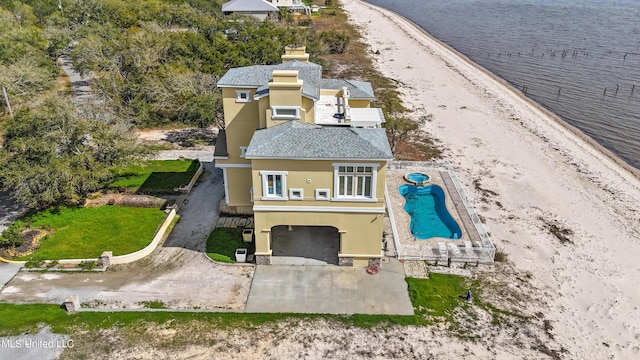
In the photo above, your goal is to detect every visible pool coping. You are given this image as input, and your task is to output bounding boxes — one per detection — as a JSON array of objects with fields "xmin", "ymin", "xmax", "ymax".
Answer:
[{"xmin": 386, "ymin": 161, "xmax": 495, "ymax": 264}]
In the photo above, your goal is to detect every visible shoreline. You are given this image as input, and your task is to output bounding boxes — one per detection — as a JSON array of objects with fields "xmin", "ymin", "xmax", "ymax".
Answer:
[
  {"xmin": 358, "ymin": 1, "xmax": 640, "ymax": 182},
  {"xmin": 344, "ymin": 0, "xmax": 640, "ymax": 358}
]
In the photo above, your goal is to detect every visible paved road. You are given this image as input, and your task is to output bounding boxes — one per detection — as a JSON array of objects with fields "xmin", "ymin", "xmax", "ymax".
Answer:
[{"xmin": 0, "ymin": 263, "xmax": 22, "ymax": 288}]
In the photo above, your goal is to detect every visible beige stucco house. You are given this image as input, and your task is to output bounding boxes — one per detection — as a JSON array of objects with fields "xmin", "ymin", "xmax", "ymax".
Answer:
[
  {"xmin": 266, "ymin": 0, "xmax": 310, "ymax": 15},
  {"xmin": 214, "ymin": 45, "xmax": 392, "ymax": 267}
]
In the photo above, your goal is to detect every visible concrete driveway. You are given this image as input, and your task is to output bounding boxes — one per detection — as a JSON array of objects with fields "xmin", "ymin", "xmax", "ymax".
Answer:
[{"xmin": 245, "ymin": 258, "xmax": 414, "ymax": 315}]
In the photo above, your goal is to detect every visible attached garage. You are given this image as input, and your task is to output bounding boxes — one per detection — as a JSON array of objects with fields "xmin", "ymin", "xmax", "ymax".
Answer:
[{"xmin": 270, "ymin": 225, "xmax": 339, "ymax": 265}]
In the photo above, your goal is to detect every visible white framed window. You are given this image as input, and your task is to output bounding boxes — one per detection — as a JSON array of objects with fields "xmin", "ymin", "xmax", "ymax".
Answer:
[
  {"xmin": 240, "ymin": 146, "xmax": 247, "ymax": 158},
  {"xmin": 315, "ymin": 189, "xmax": 330, "ymax": 201},
  {"xmin": 236, "ymin": 90, "xmax": 251, "ymax": 103},
  {"xmin": 289, "ymin": 188, "xmax": 303, "ymax": 200},
  {"xmin": 272, "ymin": 106, "xmax": 300, "ymax": 120},
  {"xmin": 260, "ymin": 171, "xmax": 288, "ymax": 200},
  {"xmin": 333, "ymin": 163, "xmax": 378, "ymax": 201}
]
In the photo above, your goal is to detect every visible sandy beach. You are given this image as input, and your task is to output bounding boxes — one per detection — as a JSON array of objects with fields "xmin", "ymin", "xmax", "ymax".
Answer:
[{"xmin": 343, "ymin": 0, "xmax": 640, "ymax": 358}]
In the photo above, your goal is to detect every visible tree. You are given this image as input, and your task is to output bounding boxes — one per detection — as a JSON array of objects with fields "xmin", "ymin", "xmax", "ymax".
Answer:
[
  {"xmin": 0, "ymin": 94, "xmax": 147, "ymax": 208},
  {"xmin": 384, "ymin": 113, "xmax": 432, "ymax": 155},
  {"xmin": 319, "ymin": 31, "xmax": 350, "ymax": 54}
]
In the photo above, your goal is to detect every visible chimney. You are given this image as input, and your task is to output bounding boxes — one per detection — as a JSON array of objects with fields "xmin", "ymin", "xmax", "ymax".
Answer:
[
  {"xmin": 342, "ymin": 86, "xmax": 351, "ymax": 120},
  {"xmin": 281, "ymin": 44, "xmax": 310, "ymax": 63}
]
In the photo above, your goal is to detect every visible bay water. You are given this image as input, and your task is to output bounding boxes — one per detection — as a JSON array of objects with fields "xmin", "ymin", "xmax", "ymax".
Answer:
[{"xmin": 365, "ymin": 0, "xmax": 640, "ymax": 169}]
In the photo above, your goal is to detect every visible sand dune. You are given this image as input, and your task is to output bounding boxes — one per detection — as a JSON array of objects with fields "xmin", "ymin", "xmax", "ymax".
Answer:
[{"xmin": 343, "ymin": 0, "xmax": 640, "ymax": 358}]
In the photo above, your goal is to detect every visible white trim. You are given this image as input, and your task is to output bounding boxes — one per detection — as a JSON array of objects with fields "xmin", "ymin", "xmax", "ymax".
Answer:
[
  {"xmin": 222, "ymin": 168, "xmax": 230, "ymax": 205},
  {"xmin": 332, "ymin": 162, "xmax": 380, "ymax": 169},
  {"xmin": 289, "ymin": 188, "xmax": 303, "ymax": 200},
  {"xmin": 332, "ymin": 163, "xmax": 378, "ymax": 200},
  {"xmin": 239, "ymin": 146, "xmax": 248, "ymax": 158},
  {"xmin": 315, "ymin": 188, "xmax": 330, "ymax": 201},
  {"xmin": 271, "ymin": 106, "xmax": 300, "ymax": 120},
  {"xmin": 330, "ymin": 197, "xmax": 378, "ymax": 202},
  {"xmin": 259, "ymin": 171, "xmax": 288, "ymax": 200},
  {"xmin": 253, "ymin": 205, "xmax": 385, "ymax": 213},
  {"xmin": 213, "ymin": 156, "xmax": 229, "ymax": 160},
  {"xmin": 218, "ymin": 85, "xmax": 257, "ymax": 89},
  {"xmin": 215, "ymin": 163, "xmax": 252, "ymax": 168},
  {"xmin": 385, "ymin": 184, "xmax": 401, "ymax": 256},
  {"xmin": 236, "ymin": 90, "xmax": 251, "ymax": 103}
]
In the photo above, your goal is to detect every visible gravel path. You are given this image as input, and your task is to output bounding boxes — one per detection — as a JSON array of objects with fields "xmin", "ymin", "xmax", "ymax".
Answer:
[
  {"xmin": 57, "ymin": 55, "xmax": 93, "ymax": 104},
  {"xmin": 0, "ymin": 191, "xmax": 25, "ymax": 234}
]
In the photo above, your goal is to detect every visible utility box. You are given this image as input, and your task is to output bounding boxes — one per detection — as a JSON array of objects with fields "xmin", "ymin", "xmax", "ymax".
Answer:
[
  {"xmin": 242, "ymin": 229, "xmax": 254, "ymax": 243},
  {"xmin": 235, "ymin": 248, "xmax": 247, "ymax": 263}
]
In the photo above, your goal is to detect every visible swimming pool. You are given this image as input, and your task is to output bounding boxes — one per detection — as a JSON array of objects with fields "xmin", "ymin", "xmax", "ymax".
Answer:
[
  {"xmin": 405, "ymin": 172, "xmax": 430, "ymax": 185},
  {"xmin": 398, "ymin": 184, "xmax": 462, "ymax": 240}
]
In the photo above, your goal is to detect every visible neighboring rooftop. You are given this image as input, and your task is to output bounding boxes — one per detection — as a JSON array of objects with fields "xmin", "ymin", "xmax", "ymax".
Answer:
[
  {"xmin": 245, "ymin": 121, "xmax": 393, "ymax": 160},
  {"xmin": 222, "ymin": 0, "xmax": 279, "ymax": 13}
]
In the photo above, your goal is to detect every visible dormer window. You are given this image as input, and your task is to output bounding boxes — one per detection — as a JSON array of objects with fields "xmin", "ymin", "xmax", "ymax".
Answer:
[
  {"xmin": 236, "ymin": 90, "xmax": 251, "ymax": 103},
  {"xmin": 272, "ymin": 106, "xmax": 300, "ymax": 120}
]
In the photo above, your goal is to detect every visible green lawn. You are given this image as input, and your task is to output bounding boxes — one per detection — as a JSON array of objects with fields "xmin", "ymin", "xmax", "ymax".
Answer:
[
  {"xmin": 206, "ymin": 227, "xmax": 252, "ymax": 263},
  {"xmin": 14, "ymin": 206, "xmax": 166, "ymax": 261},
  {"xmin": 407, "ymin": 274, "xmax": 469, "ymax": 321},
  {"xmin": 110, "ymin": 159, "xmax": 200, "ymax": 193}
]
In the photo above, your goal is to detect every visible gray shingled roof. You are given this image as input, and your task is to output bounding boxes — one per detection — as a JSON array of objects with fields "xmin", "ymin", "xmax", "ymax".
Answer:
[
  {"xmin": 218, "ymin": 61, "xmax": 322, "ymax": 100},
  {"xmin": 245, "ymin": 121, "xmax": 393, "ymax": 160},
  {"xmin": 222, "ymin": 0, "xmax": 278, "ymax": 12},
  {"xmin": 320, "ymin": 79, "xmax": 375, "ymax": 100}
]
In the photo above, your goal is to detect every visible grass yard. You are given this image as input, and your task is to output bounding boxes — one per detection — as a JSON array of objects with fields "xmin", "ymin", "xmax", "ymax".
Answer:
[
  {"xmin": 110, "ymin": 159, "xmax": 200, "ymax": 193},
  {"xmin": 14, "ymin": 206, "xmax": 166, "ymax": 261},
  {"xmin": 407, "ymin": 274, "xmax": 470, "ymax": 322},
  {"xmin": 206, "ymin": 227, "xmax": 252, "ymax": 263}
]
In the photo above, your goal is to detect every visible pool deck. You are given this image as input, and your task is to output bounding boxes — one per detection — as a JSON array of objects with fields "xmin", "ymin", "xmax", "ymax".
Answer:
[{"xmin": 386, "ymin": 161, "xmax": 495, "ymax": 264}]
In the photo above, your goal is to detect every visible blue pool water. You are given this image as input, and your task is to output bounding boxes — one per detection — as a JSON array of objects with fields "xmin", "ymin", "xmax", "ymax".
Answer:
[
  {"xmin": 406, "ymin": 172, "xmax": 429, "ymax": 183},
  {"xmin": 399, "ymin": 184, "xmax": 462, "ymax": 240}
]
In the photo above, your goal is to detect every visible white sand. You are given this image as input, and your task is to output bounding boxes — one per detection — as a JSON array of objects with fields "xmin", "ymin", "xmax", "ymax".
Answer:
[{"xmin": 343, "ymin": 0, "xmax": 640, "ymax": 358}]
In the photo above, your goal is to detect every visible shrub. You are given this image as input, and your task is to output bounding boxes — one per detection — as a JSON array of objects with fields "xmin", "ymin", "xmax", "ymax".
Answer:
[
  {"xmin": 0, "ymin": 222, "xmax": 26, "ymax": 248},
  {"xmin": 298, "ymin": 18, "xmax": 312, "ymax": 27},
  {"xmin": 320, "ymin": 31, "xmax": 350, "ymax": 54},
  {"xmin": 79, "ymin": 261, "xmax": 98, "ymax": 271},
  {"xmin": 494, "ymin": 248, "xmax": 509, "ymax": 263}
]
